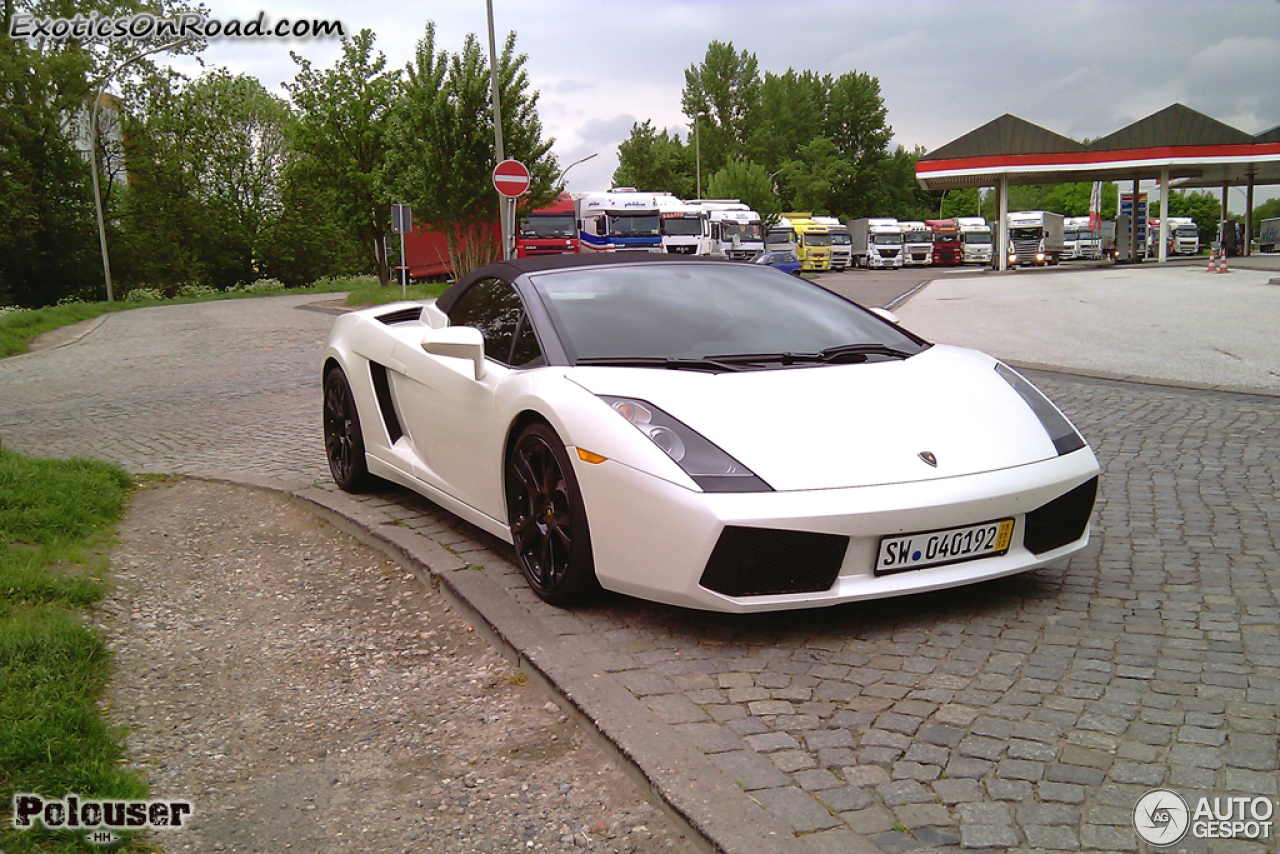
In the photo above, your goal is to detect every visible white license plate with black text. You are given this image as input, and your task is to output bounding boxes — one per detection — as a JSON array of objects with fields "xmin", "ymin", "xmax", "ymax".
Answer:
[{"xmin": 876, "ymin": 519, "xmax": 1015, "ymax": 575}]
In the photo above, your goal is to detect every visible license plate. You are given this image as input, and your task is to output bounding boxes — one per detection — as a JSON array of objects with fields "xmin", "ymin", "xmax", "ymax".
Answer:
[{"xmin": 875, "ymin": 519, "xmax": 1015, "ymax": 576}]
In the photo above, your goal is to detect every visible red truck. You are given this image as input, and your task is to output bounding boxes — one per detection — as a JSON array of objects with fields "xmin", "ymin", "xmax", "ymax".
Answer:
[
  {"xmin": 402, "ymin": 194, "xmax": 577, "ymax": 280},
  {"xmin": 926, "ymin": 219, "xmax": 962, "ymax": 266},
  {"xmin": 516, "ymin": 193, "xmax": 578, "ymax": 258}
]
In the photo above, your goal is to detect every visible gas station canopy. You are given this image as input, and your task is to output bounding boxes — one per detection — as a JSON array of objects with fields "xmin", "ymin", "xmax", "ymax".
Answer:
[{"xmin": 915, "ymin": 104, "xmax": 1280, "ymax": 192}]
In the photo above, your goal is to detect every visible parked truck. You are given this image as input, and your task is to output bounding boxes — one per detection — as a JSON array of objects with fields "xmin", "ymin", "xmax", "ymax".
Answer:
[
  {"xmin": 955, "ymin": 217, "xmax": 992, "ymax": 265},
  {"xmin": 849, "ymin": 218, "xmax": 903, "ymax": 269},
  {"xmin": 574, "ymin": 190, "xmax": 663, "ymax": 254},
  {"xmin": 766, "ymin": 216, "xmax": 798, "ymax": 256},
  {"xmin": 1259, "ymin": 217, "xmax": 1280, "ymax": 253},
  {"xmin": 899, "ymin": 221, "xmax": 933, "ymax": 266},
  {"xmin": 655, "ymin": 193, "xmax": 707, "ymax": 255},
  {"xmin": 782, "ymin": 213, "xmax": 832, "ymax": 271},
  {"xmin": 1006, "ymin": 210, "xmax": 1065, "ymax": 267},
  {"xmin": 1161, "ymin": 216, "xmax": 1201, "ymax": 255},
  {"xmin": 692, "ymin": 200, "xmax": 765, "ymax": 260},
  {"xmin": 814, "ymin": 216, "xmax": 852, "ymax": 270},
  {"xmin": 516, "ymin": 193, "xmax": 579, "ymax": 259},
  {"xmin": 926, "ymin": 219, "xmax": 962, "ymax": 266}
]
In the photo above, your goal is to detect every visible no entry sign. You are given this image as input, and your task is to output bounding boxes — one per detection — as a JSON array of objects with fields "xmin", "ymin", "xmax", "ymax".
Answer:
[{"xmin": 493, "ymin": 159, "xmax": 531, "ymax": 198}]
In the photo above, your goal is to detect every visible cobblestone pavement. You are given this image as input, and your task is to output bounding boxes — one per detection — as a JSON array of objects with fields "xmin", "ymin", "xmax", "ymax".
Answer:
[{"xmin": 2, "ymin": 295, "xmax": 1277, "ymax": 853}]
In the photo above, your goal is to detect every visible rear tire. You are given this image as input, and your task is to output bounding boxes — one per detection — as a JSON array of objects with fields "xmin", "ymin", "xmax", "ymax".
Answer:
[
  {"xmin": 323, "ymin": 366, "xmax": 375, "ymax": 492},
  {"xmin": 505, "ymin": 422, "xmax": 598, "ymax": 607}
]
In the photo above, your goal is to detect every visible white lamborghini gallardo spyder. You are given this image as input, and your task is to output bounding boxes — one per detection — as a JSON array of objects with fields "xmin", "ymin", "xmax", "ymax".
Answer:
[{"xmin": 322, "ymin": 255, "xmax": 1098, "ymax": 613}]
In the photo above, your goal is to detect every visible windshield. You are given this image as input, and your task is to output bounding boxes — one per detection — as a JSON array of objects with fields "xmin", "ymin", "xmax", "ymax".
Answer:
[
  {"xmin": 661, "ymin": 216, "xmax": 703, "ymax": 236},
  {"xmin": 873, "ymin": 234, "xmax": 903, "ymax": 246},
  {"xmin": 765, "ymin": 229, "xmax": 795, "ymax": 247},
  {"xmin": 608, "ymin": 214, "xmax": 660, "ymax": 238},
  {"xmin": 722, "ymin": 221, "xmax": 763, "ymax": 242},
  {"xmin": 829, "ymin": 232, "xmax": 851, "ymax": 245},
  {"xmin": 519, "ymin": 215, "xmax": 575, "ymax": 239},
  {"xmin": 1010, "ymin": 227, "xmax": 1043, "ymax": 240},
  {"xmin": 963, "ymin": 233, "xmax": 992, "ymax": 244},
  {"xmin": 531, "ymin": 264, "xmax": 926, "ymax": 363},
  {"xmin": 904, "ymin": 231, "xmax": 931, "ymax": 243},
  {"xmin": 1175, "ymin": 226, "xmax": 1198, "ymax": 237},
  {"xmin": 803, "ymin": 232, "xmax": 833, "ymax": 247}
]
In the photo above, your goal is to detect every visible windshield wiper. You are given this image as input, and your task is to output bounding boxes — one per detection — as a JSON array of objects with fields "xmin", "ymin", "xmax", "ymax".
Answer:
[
  {"xmin": 702, "ymin": 343, "xmax": 921, "ymax": 366},
  {"xmin": 575, "ymin": 356, "xmax": 749, "ymax": 373}
]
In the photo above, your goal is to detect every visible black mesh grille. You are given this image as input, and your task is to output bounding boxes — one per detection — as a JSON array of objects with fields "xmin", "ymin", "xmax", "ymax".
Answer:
[
  {"xmin": 376, "ymin": 306, "xmax": 423, "ymax": 325},
  {"xmin": 699, "ymin": 527, "xmax": 849, "ymax": 597},
  {"xmin": 1023, "ymin": 476, "xmax": 1098, "ymax": 555}
]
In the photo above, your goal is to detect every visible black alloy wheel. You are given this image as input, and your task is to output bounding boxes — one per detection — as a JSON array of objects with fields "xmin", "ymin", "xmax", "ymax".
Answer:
[
  {"xmin": 505, "ymin": 422, "xmax": 597, "ymax": 606},
  {"xmin": 323, "ymin": 366, "xmax": 373, "ymax": 492}
]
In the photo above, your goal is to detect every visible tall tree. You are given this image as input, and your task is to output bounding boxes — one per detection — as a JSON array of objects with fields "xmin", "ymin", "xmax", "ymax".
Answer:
[
  {"xmin": 704, "ymin": 159, "xmax": 780, "ymax": 225},
  {"xmin": 390, "ymin": 24, "xmax": 557, "ymax": 278},
  {"xmin": 681, "ymin": 41, "xmax": 760, "ymax": 177},
  {"xmin": 287, "ymin": 30, "xmax": 400, "ymax": 285},
  {"xmin": 611, "ymin": 121, "xmax": 693, "ymax": 197}
]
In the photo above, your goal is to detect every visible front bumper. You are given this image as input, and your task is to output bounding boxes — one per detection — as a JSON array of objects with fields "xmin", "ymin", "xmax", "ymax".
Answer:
[{"xmin": 571, "ymin": 447, "xmax": 1099, "ymax": 613}]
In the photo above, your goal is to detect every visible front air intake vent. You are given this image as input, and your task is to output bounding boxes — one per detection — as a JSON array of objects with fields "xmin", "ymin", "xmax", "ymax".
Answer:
[
  {"xmin": 376, "ymin": 306, "xmax": 423, "ymax": 325},
  {"xmin": 1023, "ymin": 476, "xmax": 1098, "ymax": 555},
  {"xmin": 699, "ymin": 527, "xmax": 848, "ymax": 597}
]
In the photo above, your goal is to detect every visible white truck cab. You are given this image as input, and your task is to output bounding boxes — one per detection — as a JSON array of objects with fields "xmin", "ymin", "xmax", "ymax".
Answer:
[
  {"xmin": 899, "ymin": 221, "xmax": 933, "ymax": 266},
  {"xmin": 814, "ymin": 216, "xmax": 851, "ymax": 270},
  {"xmin": 955, "ymin": 217, "xmax": 992, "ymax": 265}
]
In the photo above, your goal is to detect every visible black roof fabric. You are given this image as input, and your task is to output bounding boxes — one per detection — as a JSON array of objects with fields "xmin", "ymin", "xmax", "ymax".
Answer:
[
  {"xmin": 1088, "ymin": 103, "xmax": 1255, "ymax": 151},
  {"xmin": 919, "ymin": 114, "xmax": 1085, "ymax": 162}
]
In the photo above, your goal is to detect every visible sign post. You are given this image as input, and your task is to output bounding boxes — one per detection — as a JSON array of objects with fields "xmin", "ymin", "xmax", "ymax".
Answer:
[
  {"xmin": 390, "ymin": 203, "xmax": 412, "ymax": 297},
  {"xmin": 493, "ymin": 159, "xmax": 531, "ymax": 261}
]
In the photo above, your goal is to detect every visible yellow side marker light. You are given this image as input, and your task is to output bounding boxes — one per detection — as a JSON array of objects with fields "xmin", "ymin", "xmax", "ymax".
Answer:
[{"xmin": 577, "ymin": 448, "xmax": 608, "ymax": 464}]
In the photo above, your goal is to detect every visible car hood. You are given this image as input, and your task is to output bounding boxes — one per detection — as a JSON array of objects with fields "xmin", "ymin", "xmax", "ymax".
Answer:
[{"xmin": 566, "ymin": 345, "xmax": 1066, "ymax": 491}]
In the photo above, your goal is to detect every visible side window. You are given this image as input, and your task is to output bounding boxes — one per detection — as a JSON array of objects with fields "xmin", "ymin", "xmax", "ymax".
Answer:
[
  {"xmin": 509, "ymin": 314, "xmax": 545, "ymax": 368},
  {"xmin": 446, "ymin": 278, "xmax": 524, "ymax": 366}
]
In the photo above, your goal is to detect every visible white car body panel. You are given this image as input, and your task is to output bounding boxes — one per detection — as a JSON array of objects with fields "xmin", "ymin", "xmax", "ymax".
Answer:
[{"xmin": 324, "ymin": 287, "xmax": 1099, "ymax": 613}]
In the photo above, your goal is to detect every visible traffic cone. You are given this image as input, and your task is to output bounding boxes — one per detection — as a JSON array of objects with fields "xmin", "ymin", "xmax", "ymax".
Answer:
[
  {"xmin": 1218, "ymin": 253, "xmax": 1230, "ymax": 274},
  {"xmin": 1206, "ymin": 251, "xmax": 1219, "ymax": 272}
]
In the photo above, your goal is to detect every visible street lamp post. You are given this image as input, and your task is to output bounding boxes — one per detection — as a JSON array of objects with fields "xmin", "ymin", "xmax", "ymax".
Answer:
[
  {"xmin": 485, "ymin": 0, "xmax": 513, "ymax": 260},
  {"xmin": 90, "ymin": 39, "xmax": 188, "ymax": 302},
  {"xmin": 557, "ymin": 152, "xmax": 597, "ymax": 188}
]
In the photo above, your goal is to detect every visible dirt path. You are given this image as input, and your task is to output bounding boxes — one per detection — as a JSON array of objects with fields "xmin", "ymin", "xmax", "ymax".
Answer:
[{"xmin": 101, "ymin": 479, "xmax": 700, "ymax": 853}]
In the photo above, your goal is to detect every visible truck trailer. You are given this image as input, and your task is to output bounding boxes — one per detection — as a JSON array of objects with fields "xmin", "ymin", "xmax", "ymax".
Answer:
[
  {"xmin": 849, "ymin": 218, "xmax": 903, "ymax": 269},
  {"xmin": 1006, "ymin": 211, "xmax": 1065, "ymax": 266},
  {"xmin": 1259, "ymin": 217, "xmax": 1280, "ymax": 253}
]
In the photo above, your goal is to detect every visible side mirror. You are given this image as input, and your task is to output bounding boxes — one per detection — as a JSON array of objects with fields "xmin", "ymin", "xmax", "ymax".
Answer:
[
  {"xmin": 422, "ymin": 326, "xmax": 485, "ymax": 380},
  {"xmin": 870, "ymin": 307, "xmax": 901, "ymax": 325}
]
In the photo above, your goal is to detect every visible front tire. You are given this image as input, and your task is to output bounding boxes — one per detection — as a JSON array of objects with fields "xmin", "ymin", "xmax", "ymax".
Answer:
[
  {"xmin": 505, "ymin": 422, "xmax": 598, "ymax": 606},
  {"xmin": 323, "ymin": 366, "xmax": 374, "ymax": 492}
]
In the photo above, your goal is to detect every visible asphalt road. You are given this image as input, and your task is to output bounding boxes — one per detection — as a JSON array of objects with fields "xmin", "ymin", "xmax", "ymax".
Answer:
[{"xmin": 2, "ymin": 274, "xmax": 1277, "ymax": 854}]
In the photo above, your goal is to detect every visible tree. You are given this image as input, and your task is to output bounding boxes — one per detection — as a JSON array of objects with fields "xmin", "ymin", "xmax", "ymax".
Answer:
[
  {"xmin": 1166, "ymin": 189, "xmax": 1225, "ymax": 247},
  {"xmin": 1252, "ymin": 197, "xmax": 1280, "ymax": 223},
  {"xmin": 681, "ymin": 41, "xmax": 760, "ymax": 177},
  {"xmin": 256, "ymin": 160, "xmax": 366, "ymax": 288},
  {"xmin": 611, "ymin": 121, "xmax": 693, "ymax": 197},
  {"xmin": 391, "ymin": 24, "xmax": 557, "ymax": 278},
  {"xmin": 778, "ymin": 137, "xmax": 850, "ymax": 215},
  {"xmin": 704, "ymin": 159, "xmax": 780, "ymax": 225},
  {"xmin": 287, "ymin": 30, "xmax": 400, "ymax": 285}
]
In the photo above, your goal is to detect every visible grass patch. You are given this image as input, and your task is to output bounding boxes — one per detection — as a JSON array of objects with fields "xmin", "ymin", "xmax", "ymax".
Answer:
[
  {"xmin": 343, "ymin": 278, "xmax": 449, "ymax": 307},
  {"xmin": 0, "ymin": 446, "xmax": 150, "ymax": 853},
  {"xmin": 0, "ymin": 275, "xmax": 365, "ymax": 359}
]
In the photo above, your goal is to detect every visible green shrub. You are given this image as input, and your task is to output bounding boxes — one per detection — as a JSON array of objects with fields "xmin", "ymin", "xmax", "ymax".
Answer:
[{"xmin": 123, "ymin": 287, "xmax": 163, "ymax": 303}]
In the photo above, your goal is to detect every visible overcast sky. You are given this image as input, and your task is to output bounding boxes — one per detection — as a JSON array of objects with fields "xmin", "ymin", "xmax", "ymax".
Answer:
[{"xmin": 169, "ymin": 0, "xmax": 1280, "ymax": 207}]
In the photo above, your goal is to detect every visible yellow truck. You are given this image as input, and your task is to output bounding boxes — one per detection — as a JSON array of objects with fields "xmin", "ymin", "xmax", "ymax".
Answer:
[{"xmin": 781, "ymin": 212, "xmax": 832, "ymax": 271}]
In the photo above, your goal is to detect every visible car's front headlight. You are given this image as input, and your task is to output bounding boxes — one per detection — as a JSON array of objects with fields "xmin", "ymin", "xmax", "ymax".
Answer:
[
  {"xmin": 599, "ymin": 396, "xmax": 772, "ymax": 493},
  {"xmin": 995, "ymin": 363, "xmax": 1086, "ymax": 455}
]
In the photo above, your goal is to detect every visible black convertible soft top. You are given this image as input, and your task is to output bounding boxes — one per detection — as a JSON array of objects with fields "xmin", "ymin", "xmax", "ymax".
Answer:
[{"xmin": 437, "ymin": 254, "xmax": 733, "ymax": 315}]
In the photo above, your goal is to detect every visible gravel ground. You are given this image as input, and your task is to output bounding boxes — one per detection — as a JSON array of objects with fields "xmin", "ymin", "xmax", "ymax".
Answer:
[{"xmin": 99, "ymin": 479, "xmax": 702, "ymax": 854}]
